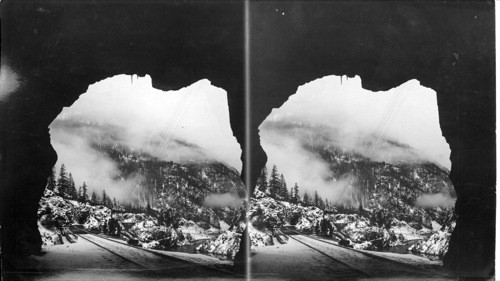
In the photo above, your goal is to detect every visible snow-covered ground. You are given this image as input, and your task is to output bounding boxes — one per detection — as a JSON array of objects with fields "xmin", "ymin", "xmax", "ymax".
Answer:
[
  {"xmin": 250, "ymin": 233, "xmax": 451, "ymax": 280},
  {"xmin": 7, "ymin": 234, "xmax": 238, "ymax": 280}
]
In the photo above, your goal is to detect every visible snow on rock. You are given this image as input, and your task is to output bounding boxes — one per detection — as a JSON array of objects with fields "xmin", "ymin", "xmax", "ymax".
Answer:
[
  {"xmin": 38, "ymin": 195, "xmax": 76, "ymax": 228},
  {"xmin": 249, "ymin": 224, "xmax": 272, "ymax": 247},
  {"xmin": 387, "ymin": 218, "xmax": 424, "ymax": 242},
  {"xmin": 409, "ymin": 231, "xmax": 450, "ymax": 257},
  {"xmin": 81, "ymin": 204, "xmax": 112, "ymax": 231},
  {"xmin": 83, "ymin": 216, "xmax": 101, "ymax": 231},
  {"xmin": 178, "ymin": 218, "xmax": 213, "ymax": 240},
  {"xmin": 197, "ymin": 231, "xmax": 241, "ymax": 258},
  {"xmin": 295, "ymin": 217, "xmax": 313, "ymax": 232},
  {"xmin": 38, "ymin": 222, "xmax": 63, "ymax": 246}
]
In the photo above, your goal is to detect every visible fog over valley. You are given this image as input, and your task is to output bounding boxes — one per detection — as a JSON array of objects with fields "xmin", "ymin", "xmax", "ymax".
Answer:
[{"xmin": 49, "ymin": 75, "xmax": 242, "ymax": 201}]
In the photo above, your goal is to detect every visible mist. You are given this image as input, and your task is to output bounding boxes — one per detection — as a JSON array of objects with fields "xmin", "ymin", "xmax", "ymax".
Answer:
[
  {"xmin": 203, "ymin": 193, "xmax": 244, "ymax": 208},
  {"xmin": 415, "ymin": 193, "xmax": 456, "ymax": 208},
  {"xmin": 260, "ymin": 75, "xmax": 452, "ymax": 204},
  {"xmin": 49, "ymin": 74, "xmax": 242, "ymax": 201}
]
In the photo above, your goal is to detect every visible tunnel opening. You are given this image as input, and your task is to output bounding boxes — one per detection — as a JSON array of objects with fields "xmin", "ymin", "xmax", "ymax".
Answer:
[
  {"xmin": 37, "ymin": 74, "xmax": 247, "ymax": 260},
  {"xmin": 249, "ymin": 75, "xmax": 456, "ymax": 265}
]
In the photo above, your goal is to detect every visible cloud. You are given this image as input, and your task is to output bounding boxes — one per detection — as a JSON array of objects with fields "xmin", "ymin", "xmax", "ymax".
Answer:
[
  {"xmin": 415, "ymin": 193, "xmax": 456, "ymax": 208},
  {"xmin": 50, "ymin": 129, "xmax": 140, "ymax": 202},
  {"xmin": 203, "ymin": 193, "xmax": 244, "ymax": 208},
  {"xmin": 263, "ymin": 75, "xmax": 450, "ymax": 170},
  {"xmin": 49, "ymin": 74, "xmax": 242, "ymax": 201},
  {"xmin": 261, "ymin": 128, "xmax": 356, "ymax": 204},
  {"xmin": 259, "ymin": 75, "xmax": 452, "ymax": 205}
]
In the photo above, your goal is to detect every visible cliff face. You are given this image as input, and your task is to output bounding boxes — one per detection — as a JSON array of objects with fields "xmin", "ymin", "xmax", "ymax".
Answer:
[{"xmin": 0, "ymin": 1, "xmax": 494, "ymax": 277}]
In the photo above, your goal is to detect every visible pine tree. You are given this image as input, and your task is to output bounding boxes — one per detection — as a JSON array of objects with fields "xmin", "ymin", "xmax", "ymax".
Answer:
[
  {"xmin": 57, "ymin": 164, "xmax": 69, "ymax": 197},
  {"xmin": 102, "ymin": 190, "xmax": 108, "ymax": 206},
  {"xmin": 78, "ymin": 186, "xmax": 82, "ymax": 201},
  {"xmin": 256, "ymin": 166, "xmax": 268, "ymax": 193},
  {"xmin": 268, "ymin": 165, "xmax": 280, "ymax": 198},
  {"xmin": 279, "ymin": 174, "xmax": 288, "ymax": 201},
  {"xmin": 325, "ymin": 198, "xmax": 330, "ymax": 211},
  {"xmin": 113, "ymin": 197, "xmax": 117, "ymax": 208},
  {"xmin": 47, "ymin": 167, "xmax": 57, "ymax": 191},
  {"xmin": 314, "ymin": 190, "xmax": 320, "ymax": 207},
  {"xmin": 292, "ymin": 183, "xmax": 300, "ymax": 204},
  {"xmin": 303, "ymin": 192, "xmax": 310, "ymax": 206},
  {"xmin": 68, "ymin": 173, "xmax": 78, "ymax": 199},
  {"xmin": 90, "ymin": 191, "xmax": 98, "ymax": 205},
  {"xmin": 81, "ymin": 182, "xmax": 89, "ymax": 202}
]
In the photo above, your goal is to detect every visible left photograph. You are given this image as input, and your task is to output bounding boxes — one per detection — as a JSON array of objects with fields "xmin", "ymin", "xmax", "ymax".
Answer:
[
  {"xmin": 18, "ymin": 76, "xmax": 247, "ymax": 279},
  {"xmin": 0, "ymin": 0, "xmax": 247, "ymax": 279}
]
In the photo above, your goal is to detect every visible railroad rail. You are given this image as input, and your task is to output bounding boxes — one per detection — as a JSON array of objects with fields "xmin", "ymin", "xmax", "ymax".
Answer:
[
  {"xmin": 281, "ymin": 226, "xmax": 451, "ymax": 279},
  {"xmin": 70, "ymin": 226, "xmax": 239, "ymax": 278}
]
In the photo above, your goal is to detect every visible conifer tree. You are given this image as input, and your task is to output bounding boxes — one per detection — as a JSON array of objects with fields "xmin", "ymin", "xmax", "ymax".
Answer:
[
  {"xmin": 57, "ymin": 164, "xmax": 69, "ymax": 197},
  {"xmin": 256, "ymin": 166, "xmax": 269, "ymax": 194},
  {"xmin": 279, "ymin": 174, "xmax": 288, "ymax": 201},
  {"xmin": 68, "ymin": 173, "xmax": 78, "ymax": 199},
  {"xmin": 314, "ymin": 190, "xmax": 320, "ymax": 207},
  {"xmin": 268, "ymin": 165, "xmax": 280, "ymax": 198},
  {"xmin": 90, "ymin": 191, "xmax": 98, "ymax": 205},
  {"xmin": 78, "ymin": 186, "xmax": 82, "ymax": 201},
  {"xmin": 113, "ymin": 197, "xmax": 117, "ymax": 208},
  {"xmin": 303, "ymin": 192, "xmax": 310, "ymax": 206},
  {"xmin": 102, "ymin": 190, "xmax": 108, "ymax": 206},
  {"xmin": 292, "ymin": 183, "xmax": 300, "ymax": 204},
  {"xmin": 81, "ymin": 182, "xmax": 89, "ymax": 202}
]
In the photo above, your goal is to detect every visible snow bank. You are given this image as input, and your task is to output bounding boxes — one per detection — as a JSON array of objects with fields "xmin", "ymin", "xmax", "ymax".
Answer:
[
  {"xmin": 409, "ymin": 231, "xmax": 450, "ymax": 256},
  {"xmin": 197, "ymin": 231, "xmax": 241, "ymax": 258}
]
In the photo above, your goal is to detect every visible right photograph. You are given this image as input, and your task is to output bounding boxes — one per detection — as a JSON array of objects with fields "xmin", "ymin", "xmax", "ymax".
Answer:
[
  {"xmin": 247, "ymin": 1, "xmax": 494, "ymax": 279},
  {"xmin": 249, "ymin": 75, "xmax": 456, "ymax": 280}
]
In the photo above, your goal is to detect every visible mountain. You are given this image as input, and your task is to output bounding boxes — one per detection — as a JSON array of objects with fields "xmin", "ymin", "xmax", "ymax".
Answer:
[
  {"xmin": 51, "ymin": 118, "xmax": 246, "ymax": 227},
  {"xmin": 262, "ymin": 119, "xmax": 455, "ymax": 227},
  {"xmin": 252, "ymin": 119, "xmax": 456, "ymax": 256},
  {"xmin": 97, "ymin": 142, "xmax": 246, "ymax": 226}
]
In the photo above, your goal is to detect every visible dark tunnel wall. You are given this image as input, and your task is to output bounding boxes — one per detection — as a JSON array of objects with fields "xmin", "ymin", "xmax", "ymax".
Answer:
[{"xmin": 0, "ymin": 0, "xmax": 495, "ymax": 277}]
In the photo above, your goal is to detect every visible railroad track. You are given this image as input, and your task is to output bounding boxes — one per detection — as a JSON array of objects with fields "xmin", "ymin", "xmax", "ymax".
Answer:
[
  {"xmin": 70, "ymin": 226, "xmax": 240, "ymax": 278},
  {"xmin": 281, "ymin": 226, "xmax": 451, "ymax": 279}
]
